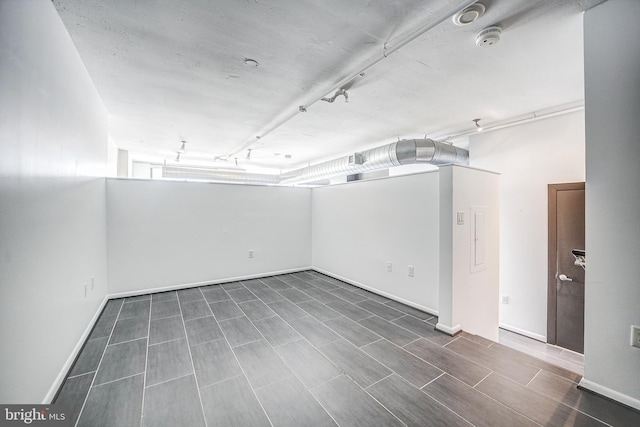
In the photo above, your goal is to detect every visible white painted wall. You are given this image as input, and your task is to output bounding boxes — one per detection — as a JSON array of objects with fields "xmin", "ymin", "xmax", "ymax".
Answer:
[
  {"xmin": 438, "ymin": 166, "xmax": 500, "ymax": 341},
  {"xmin": 311, "ymin": 173, "xmax": 440, "ymax": 313},
  {"xmin": 0, "ymin": 0, "xmax": 108, "ymax": 403},
  {"xmin": 106, "ymin": 179, "xmax": 311, "ymax": 294},
  {"xmin": 470, "ymin": 111, "xmax": 586, "ymax": 340},
  {"xmin": 582, "ymin": 0, "xmax": 640, "ymax": 409}
]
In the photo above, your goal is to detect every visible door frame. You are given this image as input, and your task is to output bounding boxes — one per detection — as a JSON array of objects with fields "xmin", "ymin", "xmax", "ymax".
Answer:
[{"xmin": 547, "ymin": 182, "xmax": 585, "ymax": 345}]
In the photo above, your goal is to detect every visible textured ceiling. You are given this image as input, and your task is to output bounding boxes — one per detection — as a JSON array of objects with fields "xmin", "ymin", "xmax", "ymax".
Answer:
[{"xmin": 55, "ymin": 0, "xmax": 589, "ymax": 173}]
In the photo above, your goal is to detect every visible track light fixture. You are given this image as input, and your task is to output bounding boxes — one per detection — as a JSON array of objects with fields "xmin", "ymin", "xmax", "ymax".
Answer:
[
  {"xmin": 178, "ymin": 140, "xmax": 187, "ymax": 153},
  {"xmin": 473, "ymin": 118, "xmax": 483, "ymax": 131},
  {"xmin": 246, "ymin": 149, "xmax": 252, "ymax": 160}
]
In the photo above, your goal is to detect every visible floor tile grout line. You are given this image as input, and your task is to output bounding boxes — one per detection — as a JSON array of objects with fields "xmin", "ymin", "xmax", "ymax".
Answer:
[
  {"xmin": 417, "ymin": 374, "xmax": 478, "ymax": 427},
  {"xmin": 177, "ymin": 288, "xmax": 209, "ymax": 427},
  {"xmin": 92, "ymin": 372, "xmax": 146, "ymax": 389},
  {"xmin": 472, "ymin": 370, "xmax": 494, "ymax": 389},
  {"xmin": 106, "ymin": 335, "xmax": 149, "ymax": 348},
  {"xmin": 73, "ymin": 299, "xmax": 125, "ymax": 427},
  {"xmin": 200, "ymin": 288, "xmax": 277, "ymax": 427},
  {"xmin": 363, "ymin": 372, "xmax": 396, "ymax": 390},
  {"xmin": 138, "ymin": 292, "xmax": 153, "ymax": 427},
  {"xmin": 525, "ymin": 369, "xmax": 543, "ymax": 388},
  {"xmin": 149, "ymin": 313, "xmax": 183, "ymax": 322},
  {"xmin": 144, "ymin": 372, "xmax": 196, "ymax": 390}
]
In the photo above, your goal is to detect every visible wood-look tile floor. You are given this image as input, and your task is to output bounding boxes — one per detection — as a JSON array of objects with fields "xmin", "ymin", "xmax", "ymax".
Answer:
[{"xmin": 54, "ymin": 270, "xmax": 640, "ymax": 427}]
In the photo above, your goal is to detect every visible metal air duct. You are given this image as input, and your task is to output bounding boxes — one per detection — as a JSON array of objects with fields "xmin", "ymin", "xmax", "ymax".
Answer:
[{"xmin": 279, "ymin": 139, "xmax": 468, "ymax": 185}]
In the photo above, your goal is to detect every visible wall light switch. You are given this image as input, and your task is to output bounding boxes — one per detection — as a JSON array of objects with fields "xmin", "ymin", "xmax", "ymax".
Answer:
[
  {"xmin": 386, "ymin": 262, "xmax": 392, "ymax": 272},
  {"xmin": 457, "ymin": 211, "xmax": 465, "ymax": 225},
  {"xmin": 631, "ymin": 325, "xmax": 640, "ymax": 348},
  {"xmin": 248, "ymin": 250, "xmax": 254, "ymax": 259},
  {"xmin": 91, "ymin": 276, "xmax": 95, "ymax": 290},
  {"xmin": 501, "ymin": 295, "xmax": 509, "ymax": 304},
  {"xmin": 408, "ymin": 265, "xmax": 414, "ymax": 277}
]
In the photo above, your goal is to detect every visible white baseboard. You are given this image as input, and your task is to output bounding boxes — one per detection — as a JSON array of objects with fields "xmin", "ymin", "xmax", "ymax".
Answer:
[
  {"xmin": 499, "ymin": 322, "xmax": 547, "ymax": 342},
  {"xmin": 311, "ymin": 267, "xmax": 438, "ymax": 317},
  {"xmin": 43, "ymin": 296, "xmax": 110, "ymax": 404},
  {"xmin": 435, "ymin": 322, "xmax": 462, "ymax": 336},
  {"xmin": 108, "ymin": 267, "xmax": 312, "ymax": 299},
  {"xmin": 578, "ymin": 378, "xmax": 640, "ymax": 411}
]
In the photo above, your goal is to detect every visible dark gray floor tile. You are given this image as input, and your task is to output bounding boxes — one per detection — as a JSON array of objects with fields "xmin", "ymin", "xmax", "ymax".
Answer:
[
  {"xmin": 426, "ymin": 315, "xmax": 438, "ymax": 326},
  {"xmin": 180, "ymin": 299, "xmax": 212, "ymax": 321},
  {"xmin": 324, "ymin": 316, "xmax": 381, "ymax": 347},
  {"xmin": 306, "ymin": 278, "xmax": 341, "ymax": 291},
  {"xmin": 367, "ymin": 374, "xmax": 472, "ymax": 427},
  {"xmin": 361, "ymin": 339, "xmax": 443, "ymax": 388},
  {"xmin": 184, "ymin": 316, "xmax": 224, "ymax": 346},
  {"xmin": 200, "ymin": 287, "xmax": 230, "ymax": 303},
  {"xmin": 460, "ymin": 331, "xmax": 495, "ymax": 347},
  {"xmin": 329, "ymin": 287, "xmax": 368, "ymax": 303},
  {"xmin": 256, "ymin": 377, "xmax": 337, "ymax": 427},
  {"xmin": 279, "ymin": 288, "xmax": 313, "ymax": 303},
  {"xmin": 151, "ymin": 291, "xmax": 177, "ymax": 302},
  {"xmin": 220, "ymin": 281, "xmax": 245, "ymax": 291},
  {"xmin": 237, "ymin": 299, "xmax": 276, "ymax": 321},
  {"xmin": 318, "ymin": 339, "xmax": 392, "ymax": 387},
  {"xmin": 227, "ymin": 288, "xmax": 258, "ymax": 303},
  {"xmin": 286, "ymin": 278, "xmax": 317, "ymax": 291},
  {"xmin": 149, "ymin": 315, "xmax": 185, "ymax": 345},
  {"xmin": 311, "ymin": 375, "xmax": 403, "ymax": 427},
  {"xmin": 384, "ymin": 300, "xmax": 433, "ymax": 320},
  {"xmin": 77, "ymin": 374, "xmax": 144, "ymax": 427},
  {"xmin": 109, "ymin": 316, "xmax": 149, "ymax": 345},
  {"xmin": 102, "ymin": 299, "xmax": 124, "ymax": 317},
  {"xmin": 404, "ymin": 338, "xmax": 491, "ymax": 387},
  {"xmin": 303, "ymin": 288, "xmax": 341, "ymax": 304},
  {"xmin": 268, "ymin": 299, "xmax": 308, "ymax": 321},
  {"xmin": 275, "ymin": 339, "xmax": 341, "ymax": 388},
  {"xmin": 261, "ymin": 276, "xmax": 293, "ymax": 291},
  {"xmin": 248, "ymin": 286, "xmax": 284, "ymax": 304},
  {"xmin": 423, "ymin": 374, "xmax": 539, "ymax": 427},
  {"xmin": 356, "ymin": 299, "xmax": 405, "ymax": 320},
  {"xmin": 326, "ymin": 299, "xmax": 373, "ymax": 321},
  {"xmin": 146, "ymin": 338, "xmax": 193, "ymax": 386},
  {"xmin": 528, "ymin": 370, "xmax": 640, "ymax": 426},
  {"xmin": 445, "ymin": 337, "xmax": 539, "ymax": 385},
  {"xmin": 143, "ymin": 375, "xmax": 205, "ymax": 427},
  {"xmin": 54, "ymin": 372, "xmax": 94, "ymax": 426},
  {"xmin": 358, "ymin": 315, "xmax": 419, "ymax": 346},
  {"xmin": 253, "ymin": 316, "xmax": 302, "ymax": 347},
  {"xmin": 233, "ymin": 340, "xmax": 293, "ymax": 389},
  {"xmin": 150, "ymin": 300, "xmax": 180, "ymax": 320},
  {"xmin": 297, "ymin": 300, "xmax": 342, "ymax": 321},
  {"xmin": 94, "ymin": 338, "xmax": 147, "ymax": 386},
  {"xmin": 219, "ymin": 316, "xmax": 263, "ymax": 347},
  {"xmin": 392, "ymin": 314, "xmax": 446, "ymax": 338},
  {"xmin": 191, "ymin": 339, "xmax": 242, "ymax": 388},
  {"xmin": 350, "ymin": 288, "xmax": 391, "ymax": 303},
  {"xmin": 240, "ymin": 279, "xmax": 264, "ymax": 288},
  {"xmin": 118, "ymin": 300, "xmax": 151, "ymax": 320},
  {"xmin": 477, "ymin": 372, "xmax": 607, "ymax": 427},
  {"xmin": 177, "ymin": 287, "xmax": 204, "ymax": 303},
  {"xmin": 89, "ymin": 314, "xmax": 118, "ymax": 340},
  {"xmin": 287, "ymin": 316, "xmax": 342, "ymax": 347},
  {"xmin": 71, "ymin": 337, "xmax": 108, "ymax": 376},
  {"xmin": 126, "ymin": 294, "xmax": 151, "ymax": 302},
  {"xmin": 209, "ymin": 300, "xmax": 243, "ymax": 321},
  {"xmin": 200, "ymin": 375, "xmax": 270, "ymax": 427}
]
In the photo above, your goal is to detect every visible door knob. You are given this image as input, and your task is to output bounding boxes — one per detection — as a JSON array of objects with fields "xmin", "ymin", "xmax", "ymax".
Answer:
[{"xmin": 558, "ymin": 274, "xmax": 573, "ymax": 282}]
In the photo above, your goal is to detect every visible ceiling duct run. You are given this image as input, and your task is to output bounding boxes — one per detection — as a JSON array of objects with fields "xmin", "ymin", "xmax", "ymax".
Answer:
[{"xmin": 161, "ymin": 139, "xmax": 468, "ymax": 185}]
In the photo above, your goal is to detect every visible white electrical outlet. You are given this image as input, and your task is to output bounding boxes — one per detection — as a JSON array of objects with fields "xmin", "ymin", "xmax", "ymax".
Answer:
[
  {"xmin": 631, "ymin": 325, "xmax": 640, "ymax": 349},
  {"xmin": 248, "ymin": 249, "xmax": 254, "ymax": 258},
  {"xmin": 408, "ymin": 265, "xmax": 414, "ymax": 277},
  {"xmin": 387, "ymin": 262, "xmax": 392, "ymax": 272},
  {"xmin": 501, "ymin": 295, "xmax": 509, "ymax": 304}
]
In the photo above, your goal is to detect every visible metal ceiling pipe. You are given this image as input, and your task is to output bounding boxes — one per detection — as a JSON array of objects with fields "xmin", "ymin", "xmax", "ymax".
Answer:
[{"xmin": 279, "ymin": 139, "xmax": 468, "ymax": 185}]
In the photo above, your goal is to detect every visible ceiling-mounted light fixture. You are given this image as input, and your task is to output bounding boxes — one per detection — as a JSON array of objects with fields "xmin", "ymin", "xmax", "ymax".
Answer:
[
  {"xmin": 246, "ymin": 149, "xmax": 252, "ymax": 160},
  {"xmin": 473, "ymin": 119, "xmax": 483, "ymax": 131},
  {"xmin": 175, "ymin": 152, "xmax": 181, "ymax": 162},
  {"xmin": 178, "ymin": 140, "xmax": 187, "ymax": 153},
  {"xmin": 452, "ymin": 3, "xmax": 485, "ymax": 26}
]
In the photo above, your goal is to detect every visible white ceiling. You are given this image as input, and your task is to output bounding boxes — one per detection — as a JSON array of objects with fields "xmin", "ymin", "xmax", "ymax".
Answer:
[{"xmin": 54, "ymin": 0, "xmax": 592, "ymax": 174}]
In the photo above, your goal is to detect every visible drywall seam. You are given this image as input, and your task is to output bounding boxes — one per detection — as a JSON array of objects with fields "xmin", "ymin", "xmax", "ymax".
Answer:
[{"xmin": 312, "ymin": 267, "xmax": 438, "ymax": 316}]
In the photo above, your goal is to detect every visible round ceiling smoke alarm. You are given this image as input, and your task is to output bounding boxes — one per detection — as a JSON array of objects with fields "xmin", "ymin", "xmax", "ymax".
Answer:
[
  {"xmin": 452, "ymin": 3, "xmax": 485, "ymax": 26},
  {"xmin": 475, "ymin": 25, "xmax": 502, "ymax": 47}
]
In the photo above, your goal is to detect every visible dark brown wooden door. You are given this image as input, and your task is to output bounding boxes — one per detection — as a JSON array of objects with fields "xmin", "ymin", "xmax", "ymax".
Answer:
[{"xmin": 548, "ymin": 183, "xmax": 585, "ymax": 353}]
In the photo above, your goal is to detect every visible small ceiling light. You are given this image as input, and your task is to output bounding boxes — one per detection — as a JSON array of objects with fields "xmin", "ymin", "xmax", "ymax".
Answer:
[
  {"xmin": 244, "ymin": 58, "xmax": 259, "ymax": 67},
  {"xmin": 246, "ymin": 149, "xmax": 252, "ymax": 160},
  {"xmin": 178, "ymin": 140, "xmax": 187, "ymax": 153},
  {"xmin": 473, "ymin": 119, "xmax": 483, "ymax": 131},
  {"xmin": 453, "ymin": 3, "xmax": 485, "ymax": 26},
  {"xmin": 175, "ymin": 152, "xmax": 181, "ymax": 162}
]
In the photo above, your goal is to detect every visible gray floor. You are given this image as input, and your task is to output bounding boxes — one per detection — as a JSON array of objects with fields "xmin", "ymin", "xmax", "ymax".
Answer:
[{"xmin": 55, "ymin": 270, "xmax": 639, "ymax": 427}]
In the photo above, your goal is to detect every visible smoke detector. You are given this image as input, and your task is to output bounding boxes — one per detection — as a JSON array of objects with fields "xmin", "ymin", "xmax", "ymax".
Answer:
[
  {"xmin": 475, "ymin": 26, "xmax": 502, "ymax": 47},
  {"xmin": 452, "ymin": 3, "xmax": 486, "ymax": 26}
]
